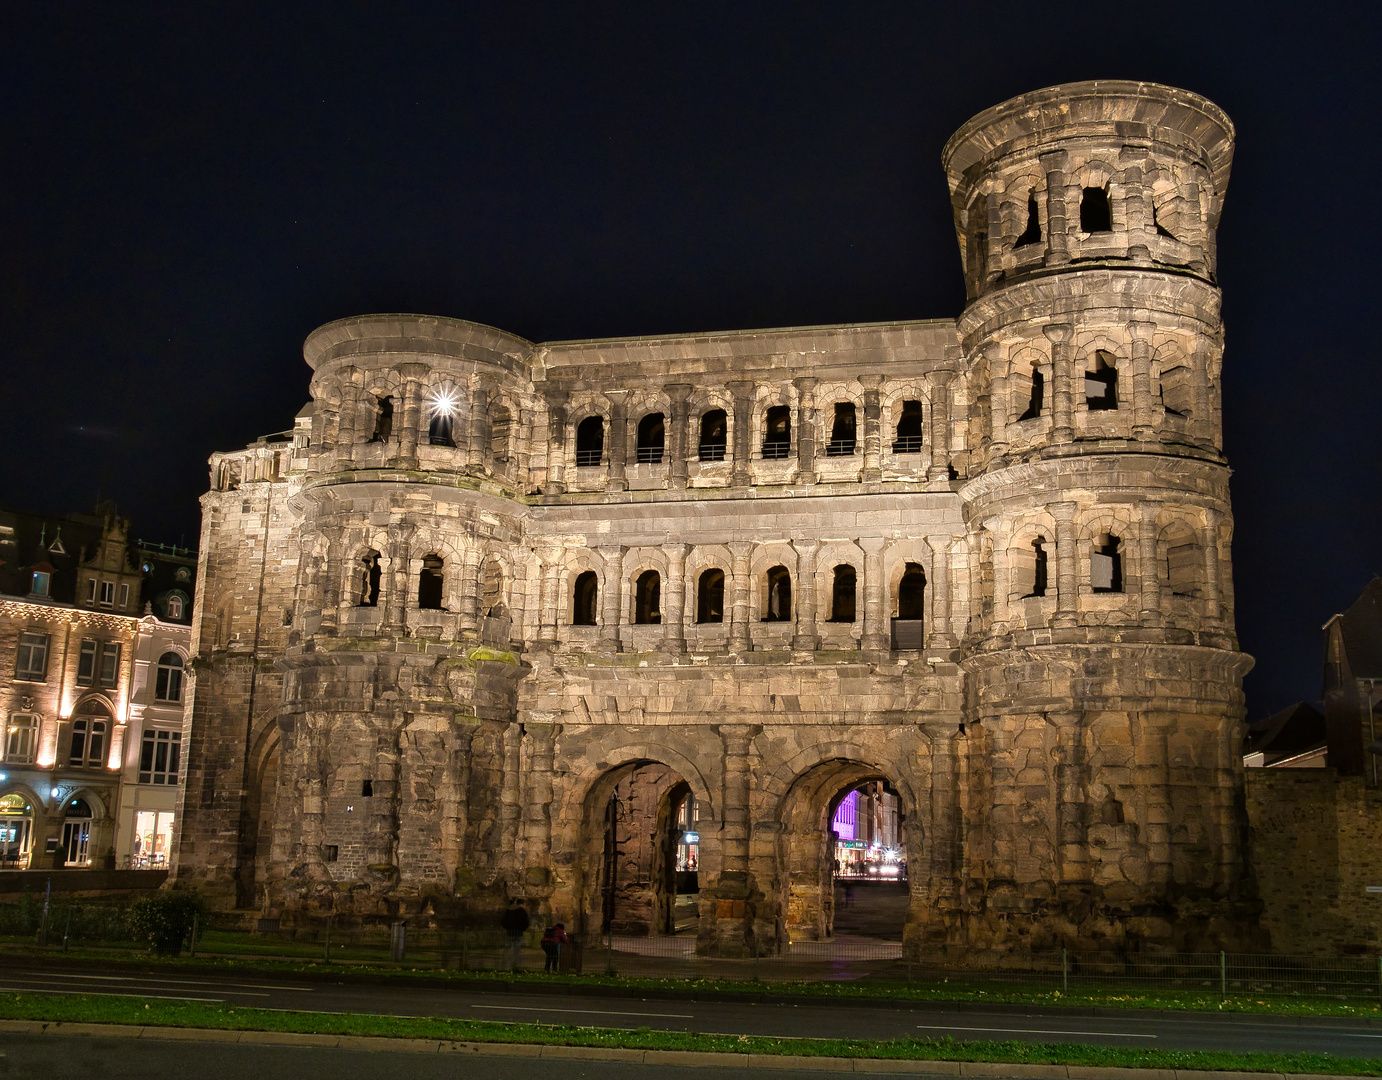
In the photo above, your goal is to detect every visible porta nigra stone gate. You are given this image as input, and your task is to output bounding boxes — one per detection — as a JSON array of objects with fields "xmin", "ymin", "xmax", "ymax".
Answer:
[{"xmin": 175, "ymin": 81, "xmax": 1259, "ymax": 956}]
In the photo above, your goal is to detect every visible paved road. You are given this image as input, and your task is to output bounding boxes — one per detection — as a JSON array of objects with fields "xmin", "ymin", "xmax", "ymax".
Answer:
[{"xmin": 3, "ymin": 965, "xmax": 1380, "ymax": 1056}]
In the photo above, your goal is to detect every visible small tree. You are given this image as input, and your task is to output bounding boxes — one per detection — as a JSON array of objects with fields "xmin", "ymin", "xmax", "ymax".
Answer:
[{"xmin": 129, "ymin": 893, "xmax": 205, "ymax": 956}]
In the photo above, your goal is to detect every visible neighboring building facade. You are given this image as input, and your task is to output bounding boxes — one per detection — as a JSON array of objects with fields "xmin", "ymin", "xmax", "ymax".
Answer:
[
  {"xmin": 0, "ymin": 506, "xmax": 193, "ymax": 871},
  {"xmin": 177, "ymin": 81, "xmax": 1257, "ymax": 955}
]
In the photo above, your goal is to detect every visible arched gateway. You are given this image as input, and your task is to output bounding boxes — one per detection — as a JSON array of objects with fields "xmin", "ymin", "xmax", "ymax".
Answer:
[{"xmin": 178, "ymin": 81, "xmax": 1259, "ymax": 957}]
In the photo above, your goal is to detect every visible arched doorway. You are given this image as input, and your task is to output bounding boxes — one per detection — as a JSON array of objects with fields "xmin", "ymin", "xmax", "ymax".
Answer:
[
  {"xmin": 578, "ymin": 760, "xmax": 699, "ymax": 938},
  {"xmin": 237, "ymin": 724, "xmax": 281, "ymax": 909},
  {"xmin": 776, "ymin": 759, "xmax": 914, "ymax": 947},
  {"xmin": 62, "ymin": 797, "xmax": 94, "ymax": 866}
]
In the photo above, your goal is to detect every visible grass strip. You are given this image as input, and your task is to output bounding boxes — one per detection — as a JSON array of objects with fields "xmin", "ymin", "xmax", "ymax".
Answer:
[
  {"xmin": 4, "ymin": 942, "xmax": 1381, "ymax": 1020},
  {"xmin": 2, "ymin": 992, "xmax": 1381, "ymax": 1076}
]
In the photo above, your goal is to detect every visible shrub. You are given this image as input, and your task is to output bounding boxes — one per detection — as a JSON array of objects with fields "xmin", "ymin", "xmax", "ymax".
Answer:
[{"xmin": 129, "ymin": 893, "xmax": 206, "ymax": 956}]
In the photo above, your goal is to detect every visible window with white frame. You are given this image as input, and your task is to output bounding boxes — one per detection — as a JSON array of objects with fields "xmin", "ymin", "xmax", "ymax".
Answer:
[
  {"xmin": 84, "ymin": 578, "xmax": 96, "ymax": 604},
  {"xmin": 155, "ymin": 652, "xmax": 183, "ymax": 702},
  {"xmin": 99, "ymin": 642, "xmax": 121, "ymax": 687},
  {"xmin": 15, "ymin": 633, "xmax": 49, "ymax": 680},
  {"xmin": 118, "ymin": 582, "xmax": 130, "ymax": 609},
  {"xmin": 69, "ymin": 713, "xmax": 109, "ymax": 767},
  {"xmin": 77, "ymin": 639, "xmax": 98, "ymax": 686},
  {"xmin": 166, "ymin": 594, "xmax": 184, "ymax": 619},
  {"xmin": 4, "ymin": 714, "xmax": 37, "ymax": 764},
  {"xmin": 30, "ymin": 571, "xmax": 50, "ymax": 597},
  {"xmin": 99, "ymin": 580, "xmax": 115, "ymax": 607},
  {"xmin": 139, "ymin": 729, "xmax": 181, "ymax": 785}
]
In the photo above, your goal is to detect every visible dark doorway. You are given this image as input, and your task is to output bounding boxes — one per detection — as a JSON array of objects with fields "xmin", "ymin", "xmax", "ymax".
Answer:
[
  {"xmin": 697, "ymin": 568, "xmax": 724, "ymax": 623},
  {"xmin": 576, "ymin": 416, "xmax": 605, "ymax": 467},
  {"xmin": 573, "ymin": 570, "xmax": 599, "ymax": 625},
  {"xmin": 417, "ymin": 554, "xmax": 444, "ymax": 609}
]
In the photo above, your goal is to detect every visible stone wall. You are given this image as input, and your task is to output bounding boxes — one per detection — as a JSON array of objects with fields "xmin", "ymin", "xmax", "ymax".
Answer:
[{"xmin": 1245, "ymin": 770, "xmax": 1382, "ymax": 956}]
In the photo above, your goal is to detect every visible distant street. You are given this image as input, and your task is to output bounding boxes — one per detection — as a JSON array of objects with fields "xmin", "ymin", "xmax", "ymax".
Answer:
[{"xmin": 3, "ymin": 962, "xmax": 1381, "ymax": 1057}]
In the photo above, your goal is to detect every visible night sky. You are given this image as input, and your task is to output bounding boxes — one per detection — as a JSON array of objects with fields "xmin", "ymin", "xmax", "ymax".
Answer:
[{"xmin": 3, "ymin": 5, "xmax": 1378, "ymax": 719}]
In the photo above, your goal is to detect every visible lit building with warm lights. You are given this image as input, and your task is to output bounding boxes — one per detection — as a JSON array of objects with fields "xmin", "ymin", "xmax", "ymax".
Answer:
[{"xmin": 0, "ymin": 505, "xmax": 193, "ymax": 872}]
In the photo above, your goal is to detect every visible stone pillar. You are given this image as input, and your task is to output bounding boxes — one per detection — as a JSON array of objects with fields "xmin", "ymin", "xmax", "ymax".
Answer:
[
  {"xmin": 598, "ymin": 545, "xmax": 623, "ymax": 650},
  {"xmin": 1191, "ymin": 343, "xmax": 1214, "ymax": 445},
  {"xmin": 984, "ymin": 187, "xmax": 1004, "ymax": 290},
  {"xmin": 521, "ymin": 721, "xmax": 559, "ymax": 881},
  {"xmin": 334, "ymin": 368, "xmax": 359, "ymax": 447},
  {"xmin": 793, "ymin": 377, "xmax": 817, "ymax": 484},
  {"xmin": 1130, "ymin": 320, "xmax": 1156, "ymax": 439},
  {"xmin": 542, "ymin": 391, "xmax": 568, "ymax": 495},
  {"xmin": 926, "ymin": 371, "xmax": 953, "ymax": 480},
  {"xmin": 728, "ymin": 540, "xmax": 752, "ymax": 652},
  {"xmin": 1044, "ymin": 323, "xmax": 1075, "ymax": 443},
  {"xmin": 1203, "ymin": 508, "xmax": 1223, "ymax": 621},
  {"xmin": 1049, "ymin": 711, "xmax": 1089, "ymax": 884},
  {"xmin": 791, "ymin": 538, "xmax": 819, "ymax": 651},
  {"xmin": 604, "ymin": 390, "xmax": 629, "ymax": 491},
  {"xmin": 1120, "ymin": 152, "xmax": 1151, "ymax": 261},
  {"xmin": 537, "ymin": 546, "xmax": 562, "ymax": 645},
  {"xmin": 662, "ymin": 543, "xmax": 687, "ymax": 652},
  {"xmin": 458, "ymin": 544, "xmax": 481, "ymax": 635},
  {"xmin": 318, "ymin": 538, "xmax": 342, "ymax": 635},
  {"xmin": 729, "ymin": 381, "xmax": 755, "ymax": 488},
  {"xmin": 1052, "ymin": 502, "xmax": 1078, "ymax": 628},
  {"xmin": 985, "ymin": 344, "xmax": 1009, "ymax": 458},
  {"xmin": 395, "ymin": 363, "xmax": 429, "ymax": 466},
  {"xmin": 468, "ymin": 383, "xmax": 490, "ymax": 471},
  {"xmin": 860, "ymin": 536, "xmax": 888, "ymax": 651},
  {"xmin": 714, "ymin": 723, "xmax": 760, "ymax": 953},
  {"xmin": 666, "ymin": 383, "xmax": 692, "ymax": 489},
  {"xmin": 500, "ymin": 721, "xmax": 523, "ymax": 878},
  {"xmin": 926, "ymin": 535, "xmax": 952, "ymax": 648},
  {"xmin": 1138, "ymin": 501, "xmax": 1161, "ymax": 624},
  {"xmin": 989, "ymin": 517, "xmax": 1010, "ymax": 634},
  {"xmin": 1040, "ymin": 149, "xmax": 1070, "ymax": 268},
  {"xmin": 860, "ymin": 375, "xmax": 883, "ymax": 481},
  {"xmin": 381, "ymin": 522, "xmax": 414, "ymax": 633}
]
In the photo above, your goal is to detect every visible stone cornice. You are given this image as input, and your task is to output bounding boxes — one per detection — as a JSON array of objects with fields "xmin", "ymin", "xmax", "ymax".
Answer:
[{"xmin": 0, "ymin": 598, "xmax": 139, "ymax": 635}]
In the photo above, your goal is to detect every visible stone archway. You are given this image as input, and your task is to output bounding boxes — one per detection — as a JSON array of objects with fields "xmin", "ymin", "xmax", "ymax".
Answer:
[
  {"xmin": 576, "ymin": 760, "xmax": 698, "ymax": 938},
  {"xmin": 237, "ymin": 722, "xmax": 281, "ymax": 910},
  {"xmin": 775, "ymin": 758, "xmax": 916, "ymax": 948}
]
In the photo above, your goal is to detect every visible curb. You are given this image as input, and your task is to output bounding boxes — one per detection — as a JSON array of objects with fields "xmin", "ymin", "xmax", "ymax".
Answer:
[{"xmin": 0, "ymin": 1019, "xmax": 1367, "ymax": 1079}]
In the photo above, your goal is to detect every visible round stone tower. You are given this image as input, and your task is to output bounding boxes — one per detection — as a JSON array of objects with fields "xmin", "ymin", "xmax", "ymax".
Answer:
[{"xmin": 943, "ymin": 82, "xmax": 1259, "ymax": 951}]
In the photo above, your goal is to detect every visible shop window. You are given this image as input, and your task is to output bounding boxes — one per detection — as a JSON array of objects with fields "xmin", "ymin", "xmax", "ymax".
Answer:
[
  {"xmin": 4, "ymin": 714, "xmax": 37, "ymax": 764},
  {"xmin": 1090, "ymin": 534, "xmax": 1123, "ymax": 593},
  {"xmin": 634, "ymin": 570, "xmax": 661, "ymax": 624},
  {"xmin": 1080, "ymin": 186, "xmax": 1112, "ymax": 233},
  {"xmin": 15, "ymin": 633, "xmax": 49, "ymax": 681},
  {"xmin": 417, "ymin": 554, "xmax": 445, "ymax": 610},
  {"xmin": 696, "ymin": 568, "xmax": 724, "ymax": 623},
  {"xmin": 575, "ymin": 416, "xmax": 605, "ymax": 467},
  {"xmin": 764, "ymin": 565, "xmax": 792, "ymax": 622},
  {"xmin": 369, "ymin": 396, "xmax": 394, "ymax": 442},
  {"xmin": 357, "ymin": 550, "xmax": 382, "ymax": 606},
  {"xmin": 762, "ymin": 406, "xmax": 791, "ymax": 459},
  {"xmin": 892, "ymin": 401, "xmax": 923, "ymax": 453},
  {"xmin": 1085, "ymin": 351, "xmax": 1119, "ymax": 411},
  {"xmin": 132, "ymin": 809, "xmax": 174, "ymax": 868},
  {"xmin": 829, "ymin": 565, "xmax": 857, "ymax": 622},
  {"xmin": 572, "ymin": 570, "xmax": 599, "ymax": 625},
  {"xmin": 138, "ymin": 729, "xmax": 182, "ymax": 785},
  {"xmin": 155, "ymin": 652, "xmax": 184, "ymax": 702},
  {"xmin": 1015, "ymin": 193, "xmax": 1042, "ymax": 247},
  {"xmin": 698, "ymin": 409, "xmax": 727, "ymax": 462},
  {"xmin": 0, "ymin": 793, "xmax": 33, "ymax": 868},
  {"xmin": 636, "ymin": 413, "xmax": 665, "ymax": 464},
  {"xmin": 826, "ymin": 403, "xmax": 857, "ymax": 456}
]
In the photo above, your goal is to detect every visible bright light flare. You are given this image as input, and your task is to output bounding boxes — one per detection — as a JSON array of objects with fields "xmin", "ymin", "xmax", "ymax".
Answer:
[{"xmin": 427, "ymin": 387, "xmax": 460, "ymax": 419}]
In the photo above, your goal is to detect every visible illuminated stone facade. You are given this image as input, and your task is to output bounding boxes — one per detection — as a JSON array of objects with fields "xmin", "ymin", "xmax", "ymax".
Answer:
[{"xmin": 176, "ymin": 81, "xmax": 1258, "ymax": 955}]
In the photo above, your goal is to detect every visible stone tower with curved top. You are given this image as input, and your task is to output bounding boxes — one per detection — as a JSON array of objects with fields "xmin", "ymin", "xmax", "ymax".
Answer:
[{"xmin": 174, "ymin": 81, "xmax": 1257, "ymax": 956}]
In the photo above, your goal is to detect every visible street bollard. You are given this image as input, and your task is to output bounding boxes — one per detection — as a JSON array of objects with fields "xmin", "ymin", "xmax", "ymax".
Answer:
[
  {"xmin": 1062, "ymin": 948, "xmax": 1068, "ymax": 994},
  {"xmin": 389, "ymin": 921, "xmax": 406, "ymax": 962},
  {"xmin": 323, "ymin": 916, "xmax": 332, "ymax": 963},
  {"xmin": 1220, "ymin": 950, "xmax": 1227, "ymax": 1000},
  {"xmin": 189, "ymin": 913, "xmax": 199, "ymax": 957}
]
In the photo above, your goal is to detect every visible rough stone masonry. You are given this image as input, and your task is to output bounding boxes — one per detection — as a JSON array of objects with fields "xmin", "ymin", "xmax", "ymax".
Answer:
[{"xmin": 174, "ymin": 80, "xmax": 1260, "ymax": 958}]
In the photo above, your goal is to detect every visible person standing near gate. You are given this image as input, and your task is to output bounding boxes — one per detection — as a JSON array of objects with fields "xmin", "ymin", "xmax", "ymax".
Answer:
[
  {"xmin": 501, "ymin": 898, "xmax": 529, "ymax": 971},
  {"xmin": 540, "ymin": 922, "xmax": 569, "ymax": 973}
]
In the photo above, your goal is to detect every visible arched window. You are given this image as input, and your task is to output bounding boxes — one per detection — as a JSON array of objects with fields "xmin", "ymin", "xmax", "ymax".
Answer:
[
  {"xmin": 368, "ymin": 395, "xmax": 394, "ymax": 442},
  {"xmin": 764, "ymin": 565, "xmax": 791, "ymax": 622},
  {"xmin": 155, "ymin": 653, "xmax": 184, "ymax": 702},
  {"xmin": 893, "ymin": 562, "xmax": 926, "ymax": 650},
  {"xmin": 575, "ymin": 416, "xmax": 605, "ymax": 467},
  {"xmin": 826, "ymin": 403, "xmax": 856, "ymax": 456},
  {"xmin": 1015, "ymin": 192, "xmax": 1042, "ymax": 247},
  {"xmin": 696, "ymin": 568, "xmax": 724, "ymax": 623},
  {"xmin": 636, "ymin": 413, "xmax": 665, "ymax": 464},
  {"xmin": 69, "ymin": 709, "xmax": 108, "ymax": 768},
  {"xmin": 1019, "ymin": 538, "xmax": 1049, "ymax": 598},
  {"xmin": 427, "ymin": 406, "xmax": 456, "ymax": 447},
  {"xmin": 490, "ymin": 404, "xmax": 512, "ymax": 462},
  {"xmin": 1080, "ymin": 185, "xmax": 1112, "ymax": 233},
  {"xmin": 892, "ymin": 401, "xmax": 923, "ymax": 453},
  {"xmin": 829, "ymin": 565, "xmax": 856, "ymax": 622},
  {"xmin": 1084, "ymin": 351, "xmax": 1118, "ymax": 411},
  {"xmin": 572, "ymin": 570, "xmax": 599, "ymax": 625},
  {"xmin": 1091, "ymin": 533, "xmax": 1123, "ymax": 593},
  {"xmin": 762, "ymin": 406, "xmax": 791, "ymax": 459},
  {"xmin": 5, "ymin": 714, "xmax": 38, "ymax": 764},
  {"xmin": 698, "ymin": 409, "xmax": 727, "ymax": 462},
  {"xmin": 357, "ymin": 550, "xmax": 382, "ymax": 606},
  {"xmin": 634, "ymin": 570, "xmax": 661, "ymax": 624},
  {"xmin": 417, "ymin": 554, "xmax": 445, "ymax": 610},
  {"xmin": 165, "ymin": 594, "xmax": 185, "ymax": 620}
]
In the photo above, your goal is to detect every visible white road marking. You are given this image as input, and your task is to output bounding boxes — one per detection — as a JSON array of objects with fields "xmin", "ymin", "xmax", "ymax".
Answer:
[
  {"xmin": 916, "ymin": 1024, "xmax": 1156, "ymax": 1039},
  {"xmin": 0, "ymin": 986, "xmax": 223, "ymax": 1003},
  {"xmin": 15, "ymin": 972, "xmax": 312, "ymax": 991},
  {"xmin": 470, "ymin": 1004, "xmax": 694, "ymax": 1019}
]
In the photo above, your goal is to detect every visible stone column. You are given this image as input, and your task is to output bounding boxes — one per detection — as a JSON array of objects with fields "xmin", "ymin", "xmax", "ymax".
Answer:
[
  {"xmin": 542, "ymin": 391, "xmax": 568, "ymax": 494},
  {"xmin": 1138, "ymin": 502, "xmax": 1161, "ymax": 624},
  {"xmin": 1049, "ymin": 711, "xmax": 1090, "ymax": 883},
  {"xmin": 989, "ymin": 517, "xmax": 1010, "ymax": 634},
  {"xmin": 666, "ymin": 383, "xmax": 692, "ymax": 489},
  {"xmin": 792, "ymin": 377, "xmax": 817, "ymax": 484},
  {"xmin": 458, "ymin": 544, "xmax": 481, "ymax": 635},
  {"xmin": 926, "ymin": 535, "xmax": 951, "ymax": 648},
  {"xmin": 318, "ymin": 538, "xmax": 342, "ymax": 635},
  {"xmin": 860, "ymin": 536, "xmax": 888, "ymax": 651},
  {"xmin": 925, "ymin": 371, "xmax": 953, "ymax": 480},
  {"xmin": 1192, "ymin": 343, "xmax": 1214, "ymax": 446},
  {"xmin": 468, "ymin": 383, "xmax": 490, "ymax": 471},
  {"xmin": 1203, "ymin": 508, "xmax": 1223, "ymax": 621},
  {"xmin": 537, "ymin": 546, "xmax": 562, "ymax": 645},
  {"xmin": 1040, "ymin": 149, "xmax": 1070, "ymax": 268},
  {"xmin": 521, "ymin": 721, "xmax": 559, "ymax": 879},
  {"xmin": 333, "ymin": 368, "xmax": 359, "ymax": 446},
  {"xmin": 985, "ymin": 344, "xmax": 1009, "ymax": 458},
  {"xmin": 598, "ymin": 545, "xmax": 624, "ymax": 651},
  {"xmin": 791, "ymin": 538, "xmax": 819, "ymax": 651},
  {"xmin": 729, "ymin": 381, "xmax": 755, "ymax": 488},
  {"xmin": 1044, "ymin": 323, "xmax": 1075, "ymax": 443},
  {"xmin": 1129, "ymin": 320, "xmax": 1156, "ymax": 440},
  {"xmin": 395, "ymin": 363, "xmax": 429, "ymax": 466},
  {"xmin": 860, "ymin": 375, "xmax": 883, "ymax": 481},
  {"xmin": 728, "ymin": 540, "xmax": 752, "ymax": 652},
  {"xmin": 381, "ymin": 522, "xmax": 414, "ymax": 633},
  {"xmin": 984, "ymin": 186, "xmax": 1004, "ymax": 290},
  {"xmin": 718, "ymin": 724, "xmax": 757, "ymax": 877},
  {"xmin": 662, "ymin": 543, "xmax": 687, "ymax": 652},
  {"xmin": 604, "ymin": 390, "xmax": 629, "ymax": 491},
  {"xmin": 1119, "ymin": 152, "xmax": 1151, "ymax": 261},
  {"xmin": 500, "ymin": 721, "xmax": 523, "ymax": 877},
  {"xmin": 1052, "ymin": 502, "xmax": 1078, "ymax": 628}
]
